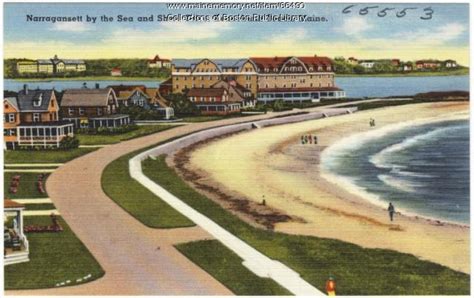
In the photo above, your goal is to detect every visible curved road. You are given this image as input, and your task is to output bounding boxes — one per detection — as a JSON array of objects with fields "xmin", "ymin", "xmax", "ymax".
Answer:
[{"xmin": 7, "ymin": 99, "xmax": 391, "ymax": 295}]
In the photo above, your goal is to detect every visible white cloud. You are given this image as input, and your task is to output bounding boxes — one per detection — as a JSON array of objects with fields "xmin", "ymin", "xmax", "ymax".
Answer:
[
  {"xmin": 104, "ymin": 22, "xmax": 233, "ymax": 44},
  {"xmin": 397, "ymin": 22, "xmax": 466, "ymax": 45},
  {"xmin": 268, "ymin": 27, "xmax": 308, "ymax": 43},
  {"xmin": 51, "ymin": 22, "xmax": 91, "ymax": 32},
  {"xmin": 336, "ymin": 16, "xmax": 372, "ymax": 36}
]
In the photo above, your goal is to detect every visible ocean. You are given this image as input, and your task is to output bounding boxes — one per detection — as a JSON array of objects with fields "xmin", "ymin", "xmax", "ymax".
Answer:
[
  {"xmin": 4, "ymin": 75, "xmax": 469, "ymax": 98},
  {"xmin": 321, "ymin": 119, "xmax": 470, "ymax": 224}
]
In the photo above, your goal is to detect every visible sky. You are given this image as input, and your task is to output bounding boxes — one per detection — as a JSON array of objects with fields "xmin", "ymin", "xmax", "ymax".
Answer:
[{"xmin": 3, "ymin": 3, "xmax": 470, "ymax": 65}]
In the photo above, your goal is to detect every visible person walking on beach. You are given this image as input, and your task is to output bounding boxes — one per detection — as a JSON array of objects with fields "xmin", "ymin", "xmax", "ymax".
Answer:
[
  {"xmin": 308, "ymin": 134, "xmax": 313, "ymax": 144},
  {"xmin": 313, "ymin": 135, "xmax": 318, "ymax": 144},
  {"xmin": 388, "ymin": 202, "xmax": 395, "ymax": 221},
  {"xmin": 301, "ymin": 135, "xmax": 305, "ymax": 145}
]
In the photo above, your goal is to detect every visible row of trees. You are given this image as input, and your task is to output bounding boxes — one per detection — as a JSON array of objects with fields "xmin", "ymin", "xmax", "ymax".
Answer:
[{"xmin": 4, "ymin": 59, "xmax": 170, "ymax": 79}]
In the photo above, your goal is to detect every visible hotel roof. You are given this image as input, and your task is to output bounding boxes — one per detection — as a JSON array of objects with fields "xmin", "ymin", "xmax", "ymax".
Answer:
[
  {"xmin": 4, "ymin": 97, "xmax": 19, "ymax": 111},
  {"xmin": 172, "ymin": 58, "xmax": 249, "ymax": 71}
]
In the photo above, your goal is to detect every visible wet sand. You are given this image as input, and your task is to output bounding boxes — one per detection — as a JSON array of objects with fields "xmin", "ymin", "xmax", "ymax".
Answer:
[{"xmin": 184, "ymin": 102, "xmax": 470, "ymax": 274}]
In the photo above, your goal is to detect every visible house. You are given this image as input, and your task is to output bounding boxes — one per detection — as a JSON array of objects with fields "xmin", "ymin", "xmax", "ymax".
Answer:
[
  {"xmin": 4, "ymin": 199, "xmax": 29, "ymax": 265},
  {"xmin": 444, "ymin": 60, "xmax": 458, "ymax": 68},
  {"xmin": 61, "ymin": 87, "xmax": 130, "ymax": 129},
  {"xmin": 16, "ymin": 55, "xmax": 86, "ymax": 75},
  {"xmin": 415, "ymin": 60, "xmax": 442, "ymax": 70},
  {"xmin": 4, "ymin": 97, "xmax": 20, "ymax": 149},
  {"xmin": 148, "ymin": 55, "xmax": 171, "ymax": 68},
  {"xmin": 110, "ymin": 67, "xmax": 122, "ymax": 76},
  {"xmin": 145, "ymin": 88, "xmax": 175, "ymax": 119},
  {"xmin": 211, "ymin": 79, "xmax": 256, "ymax": 109},
  {"xmin": 171, "ymin": 58, "xmax": 259, "ymax": 96},
  {"xmin": 158, "ymin": 78, "xmax": 173, "ymax": 97},
  {"xmin": 251, "ymin": 56, "xmax": 345, "ymax": 102},
  {"xmin": 8, "ymin": 86, "xmax": 75, "ymax": 149},
  {"xmin": 401, "ymin": 62, "xmax": 413, "ymax": 71},
  {"xmin": 358, "ymin": 60, "xmax": 375, "ymax": 69},
  {"xmin": 347, "ymin": 57, "xmax": 358, "ymax": 65},
  {"xmin": 187, "ymin": 88, "xmax": 241, "ymax": 115},
  {"xmin": 391, "ymin": 59, "xmax": 401, "ymax": 67},
  {"xmin": 108, "ymin": 85, "xmax": 148, "ymax": 107},
  {"xmin": 172, "ymin": 56, "xmax": 345, "ymax": 104},
  {"xmin": 16, "ymin": 60, "xmax": 38, "ymax": 74}
]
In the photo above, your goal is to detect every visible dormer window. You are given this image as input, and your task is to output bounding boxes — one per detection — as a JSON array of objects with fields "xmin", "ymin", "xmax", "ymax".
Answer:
[{"xmin": 33, "ymin": 94, "xmax": 43, "ymax": 107}]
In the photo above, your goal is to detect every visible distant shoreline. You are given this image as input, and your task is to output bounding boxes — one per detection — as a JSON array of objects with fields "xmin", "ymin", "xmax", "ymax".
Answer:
[
  {"xmin": 337, "ymin": 69, "xmax": 469, "ymax": 77},
  {"xmin": 5, "ymin": 76, "xmax": 165, "ymax": 82},
  {"xmin": 4, "ymin": 69, "xmax": 468, "ymax": 82}
]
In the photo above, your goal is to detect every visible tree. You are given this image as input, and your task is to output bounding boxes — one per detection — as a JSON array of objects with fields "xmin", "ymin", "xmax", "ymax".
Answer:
[{"xmin": 167, "ymin": 93, "xmax": 200, "ymax": 116}]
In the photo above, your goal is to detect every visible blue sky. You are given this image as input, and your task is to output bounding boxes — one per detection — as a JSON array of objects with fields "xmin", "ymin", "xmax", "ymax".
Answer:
[{"xmin": 3, "ymin": 3, "xmax": 470, "ymax": 65}]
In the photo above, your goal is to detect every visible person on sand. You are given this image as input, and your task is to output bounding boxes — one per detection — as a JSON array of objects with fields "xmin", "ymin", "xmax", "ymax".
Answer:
[
  {"xmin": 301, "ymin": 135, "xmax": 305, "ymax": 145},
  {"xmin": 388, "ymin": 202, "xmax": 395, "ymax": 221},
  {"xmin": 308, "ymin": 134, "xmax": 312, "ymax": 144},
  {"xmin": 313, "ymin": 135, "xmax": 318, "ymax": 144}
]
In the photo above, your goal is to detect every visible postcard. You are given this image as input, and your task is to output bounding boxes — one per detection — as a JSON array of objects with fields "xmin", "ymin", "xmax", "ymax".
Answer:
[{"xmin": 2, "ymin": 1, "xmax": 470, "ymax": 296}]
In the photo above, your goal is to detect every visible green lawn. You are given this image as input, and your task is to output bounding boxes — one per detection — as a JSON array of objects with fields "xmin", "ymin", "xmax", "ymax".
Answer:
[
  {"xmin": 22, "ymin": 203, "xmax": 56, "ymax": 211},
  {"xmin": 4, "ymin": 172, "xmax": 49, "ymax": 199},
  {"xmin": 101, "ymin": 152, "xmax": 194, "ymax": 228},
  {"xmin": 76, "ymin": 125, "xmax": 174, "ymax": 145},
  {"xmin": 141, "ymin": 156, "xmax": 470, "ymax": 296},
  {"xmin": 176, "ymin": 240, "xmax": 291, "ymax": 295},
  {"xmin": 4, "ymin": 147, "xmax": 97, "ymax": 164},
  {"xmin": 180, "ymin": 115, "xmax": 228, "ymax": 123},
  {"xmin": 4, "ymin": 216, "xmax": 104, "ymax": 290}
]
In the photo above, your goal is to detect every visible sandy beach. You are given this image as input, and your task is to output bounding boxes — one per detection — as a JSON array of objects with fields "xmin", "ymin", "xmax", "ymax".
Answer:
[{"xmin": 179, "ymin": 102, "xmax": 470, "ymax": 274}]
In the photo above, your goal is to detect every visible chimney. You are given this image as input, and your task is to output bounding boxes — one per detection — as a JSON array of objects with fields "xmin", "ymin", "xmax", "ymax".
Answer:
[
  {"xmin": 23, "ymin": 84, "xmax": 28, "ymax": 94},
  {"xmin": 95, "ymin": 83, "xmax": 100, "ymax": 89}
]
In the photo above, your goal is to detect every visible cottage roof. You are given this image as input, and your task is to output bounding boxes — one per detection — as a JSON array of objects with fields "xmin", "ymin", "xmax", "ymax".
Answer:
[
  {"xmin": 17, "ymin": 89, "xmax": 55, "ymax": 111},
  {"xmin": 4, "ymin": 97, "xmax": 19, "ymax": 111},
  {"xmin": 187, "ymin": 88, "xmax": 227, "ymax": 97},
  {"xmin": 61, "ymin": 88, "xmax": 115, "ymax": 107},
  {"xmin": 4, "ymin": 199, "xmax": 25, "ymax": 209},
  {"xmin": 108, "ymin": 85, "xmax": 146, "ymax": 95}
]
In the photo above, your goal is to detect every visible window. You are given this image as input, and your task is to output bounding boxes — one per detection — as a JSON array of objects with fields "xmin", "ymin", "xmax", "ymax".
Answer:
[
  {"xmin": 97, "ymin": 108, "xmax": 103, "ymax": 116},
  {"xmin": 33, "ymin": 113, "xmax": 40, "ymax": 122},
  {"xmin": 68, "ymin": 108, "xmax": 74, "ymax": 116},
  {"xmin": 8, "ymin": 114, "xmax": 15, "ymax": 123},
  {"xmin": 79, "ymin": 108, "xmax": 85, "ymax": 115}
]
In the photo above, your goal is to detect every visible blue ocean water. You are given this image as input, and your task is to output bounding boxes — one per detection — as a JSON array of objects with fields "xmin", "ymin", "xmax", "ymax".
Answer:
[
  {"xmin": 321, "ymin": 120, "xmax": 470, "ymax": 224},
  {"xmin": 4, "ymin": 75, "xmax": 469, "ymax": 97}
]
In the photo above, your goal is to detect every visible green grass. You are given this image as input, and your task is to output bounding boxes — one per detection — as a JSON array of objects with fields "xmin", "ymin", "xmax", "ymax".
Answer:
[
  {"xmin": 141, "ymin": 156, "xmax": 470, "ymax": 295},
  {"xmin": 4, "ymin": 216, "xmax": 104, "ymax": 290},
  {"xmin": 22, "ymin": 203, "xmax": 56, "ymax": 210},
  {"xmin": 181, "ymin": 115, "xmax": 229, "ymax": 123},
  {"xmin": 76, "ymin": 125, "xmax": 174, "ymax": 145},
  {"xmin": 176, "ymin": 240, "xmax": 291, "ymax": 295},
  {"xmin": 4, "ymin": 147, "xmax": 97, "ymax": 164},
  {"xmin": 4, "ymin": 172, "xmax": 49, "ymax": 199},
  {"xmin": 101, "ymin": 152, "xmax": 194, "ymax": 228}
]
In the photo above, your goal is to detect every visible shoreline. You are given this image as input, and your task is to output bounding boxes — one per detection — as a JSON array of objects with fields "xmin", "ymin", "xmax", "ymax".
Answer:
[
  {"xmin": 184, "ymin": 102, "xmax": 470, "ymax": 273},
  {"xmin": 5, "ymin": 76, "xmax": 165, "ymax": 82},
  {"xmin": 320, "ymin": 114, "xmax": 470, "ymax": 227}
]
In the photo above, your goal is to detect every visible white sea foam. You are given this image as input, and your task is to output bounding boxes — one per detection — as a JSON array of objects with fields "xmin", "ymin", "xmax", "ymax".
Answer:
[
  {"xmin": 320, "ymin": 112, "xmax": 469, "ymax": 224},
  {"xmin": 377, "ymin": 174, "xmax": 423, "ymax": 193},
  {"xmin": 370, "ymin": 125, "xmax": 464, "ymax": 171}
]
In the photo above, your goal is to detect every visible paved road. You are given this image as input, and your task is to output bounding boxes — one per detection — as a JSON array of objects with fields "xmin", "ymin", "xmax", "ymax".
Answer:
[{"xmin": 6, "ymin": 99, "xmax": 395, "ymax": 295}]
